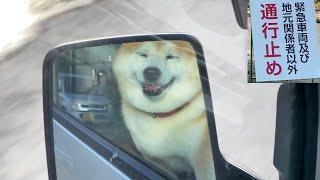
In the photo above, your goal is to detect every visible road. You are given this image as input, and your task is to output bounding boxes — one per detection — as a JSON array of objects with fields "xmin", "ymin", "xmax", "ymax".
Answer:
[{"xmin": 0, "ymin": 1, "xmax": 281, "ymax": 179}]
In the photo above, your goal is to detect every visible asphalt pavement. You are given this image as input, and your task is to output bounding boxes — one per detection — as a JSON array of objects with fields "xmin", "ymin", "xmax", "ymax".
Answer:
[{"xmin": 0, "ymin": 1, "xmax": 281, "ymax": 179}]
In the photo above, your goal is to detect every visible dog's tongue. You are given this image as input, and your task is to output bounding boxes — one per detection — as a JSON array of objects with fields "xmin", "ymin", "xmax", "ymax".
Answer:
[{"xmin": 146, "ymin": 84, "xmax": 162, "ymax": 92}]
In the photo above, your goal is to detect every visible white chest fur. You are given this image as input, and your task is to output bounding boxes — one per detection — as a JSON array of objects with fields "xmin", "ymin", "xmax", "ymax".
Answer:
[{"xmin": 121, "ymin": 93, "xmax": 209, "ymax": 173}]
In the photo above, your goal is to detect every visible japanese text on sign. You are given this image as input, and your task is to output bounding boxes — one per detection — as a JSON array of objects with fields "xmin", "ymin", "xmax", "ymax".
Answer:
[
  {"xmin": 261, "ymin": 3, "xmax": 282, "ymax": 76},
  {"xmin": 250, "ymin": 0, "xmax": 320, "ymax": 82}
]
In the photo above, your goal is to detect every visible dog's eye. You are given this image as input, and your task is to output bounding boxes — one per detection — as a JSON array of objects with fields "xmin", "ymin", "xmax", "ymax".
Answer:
[
  {"xmin": 137, "ymin": 52, "xmax": 148, "ymax": 58},
  {"xmin": 166, "ymin": 55, "xmax": 179, "ymax": 60}
]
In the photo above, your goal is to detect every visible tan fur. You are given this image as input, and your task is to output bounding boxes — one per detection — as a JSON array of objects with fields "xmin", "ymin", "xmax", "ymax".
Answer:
[{"xmin": 112, "ymin": 41, "xmax": 215, "ymax": 179}]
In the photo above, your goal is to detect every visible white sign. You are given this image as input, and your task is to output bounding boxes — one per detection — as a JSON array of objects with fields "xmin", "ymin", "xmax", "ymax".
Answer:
[{"xmin": 250, "ymin": 0, "xmax": 320, "ymax": 82}]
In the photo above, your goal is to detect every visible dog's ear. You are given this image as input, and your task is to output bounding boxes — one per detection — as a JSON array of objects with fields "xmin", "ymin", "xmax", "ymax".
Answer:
[
  {"xmin": 116, "ymin": 42, "xmax": 143, "ymax": 56},
  {"xmin": 172, "ymin": 41, "xmax": 196, "ymax": 59}
]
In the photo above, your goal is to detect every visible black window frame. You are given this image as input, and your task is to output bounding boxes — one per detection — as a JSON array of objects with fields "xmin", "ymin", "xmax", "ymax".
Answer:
[{"xmin": 43, "ymin": 33, "xmax": 258, "ymax": 180}]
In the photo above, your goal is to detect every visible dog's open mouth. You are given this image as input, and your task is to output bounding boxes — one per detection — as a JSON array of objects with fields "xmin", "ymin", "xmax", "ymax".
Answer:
[{"xmin": 142, "ymin": 78, "xmax": 175, "ymax": 96}]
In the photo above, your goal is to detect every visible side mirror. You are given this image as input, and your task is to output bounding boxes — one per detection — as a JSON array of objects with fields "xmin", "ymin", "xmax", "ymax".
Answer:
[
  {"xmin": 232, "ymin": 0, "xmax": 249, "ymax": 29},
  {"xmin": 43, "ymin": 34, "xmax": 257, "ymax": 180}
]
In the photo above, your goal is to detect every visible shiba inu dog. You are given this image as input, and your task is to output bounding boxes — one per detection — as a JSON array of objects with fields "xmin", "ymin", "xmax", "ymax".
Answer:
[{"xmin": 112, "ymin": 40, "xmax": 215, "ymax": 180}]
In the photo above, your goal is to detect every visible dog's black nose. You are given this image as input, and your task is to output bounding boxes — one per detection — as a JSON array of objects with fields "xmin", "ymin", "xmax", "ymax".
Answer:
[{"xmin": 143, "ymin": 67, "xmax": 161, "ymax": 82}]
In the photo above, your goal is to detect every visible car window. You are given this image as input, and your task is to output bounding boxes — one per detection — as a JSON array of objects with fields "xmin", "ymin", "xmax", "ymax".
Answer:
[{"xmin": 52, "ymin": 41, "xmax": 216, "ymax": 180}]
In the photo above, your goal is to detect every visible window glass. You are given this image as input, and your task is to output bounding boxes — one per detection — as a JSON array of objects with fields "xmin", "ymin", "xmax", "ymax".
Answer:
[{"xmin": 53, "ymin": 41, "xmax": 216, "ymax": 180}]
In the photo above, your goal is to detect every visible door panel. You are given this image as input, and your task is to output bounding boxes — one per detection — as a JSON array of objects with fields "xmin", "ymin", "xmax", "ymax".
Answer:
[{"xmin": 53, "ymin": 119, "xmax": 129, "ymax": 180}]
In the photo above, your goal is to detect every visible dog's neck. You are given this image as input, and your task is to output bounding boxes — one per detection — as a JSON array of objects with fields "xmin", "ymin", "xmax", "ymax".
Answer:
[
  {"xmin": 132, "ymin": 92, "xmax": 201, "ymax": 119},
  {"xmin": 152, "ymin": 102, "xmax": 189, "ymax": 118}
]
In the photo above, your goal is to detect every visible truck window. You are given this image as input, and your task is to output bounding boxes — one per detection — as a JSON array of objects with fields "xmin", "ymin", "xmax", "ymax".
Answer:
[{"xmin": 52, "ymin": 41, "xmax": 215, "ymax": 180}]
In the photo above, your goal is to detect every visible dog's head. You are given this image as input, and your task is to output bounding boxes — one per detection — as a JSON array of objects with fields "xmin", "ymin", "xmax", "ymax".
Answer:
[{"xmin": 112, "ymin": 41, "xmax": 202, "ymax": 113}]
